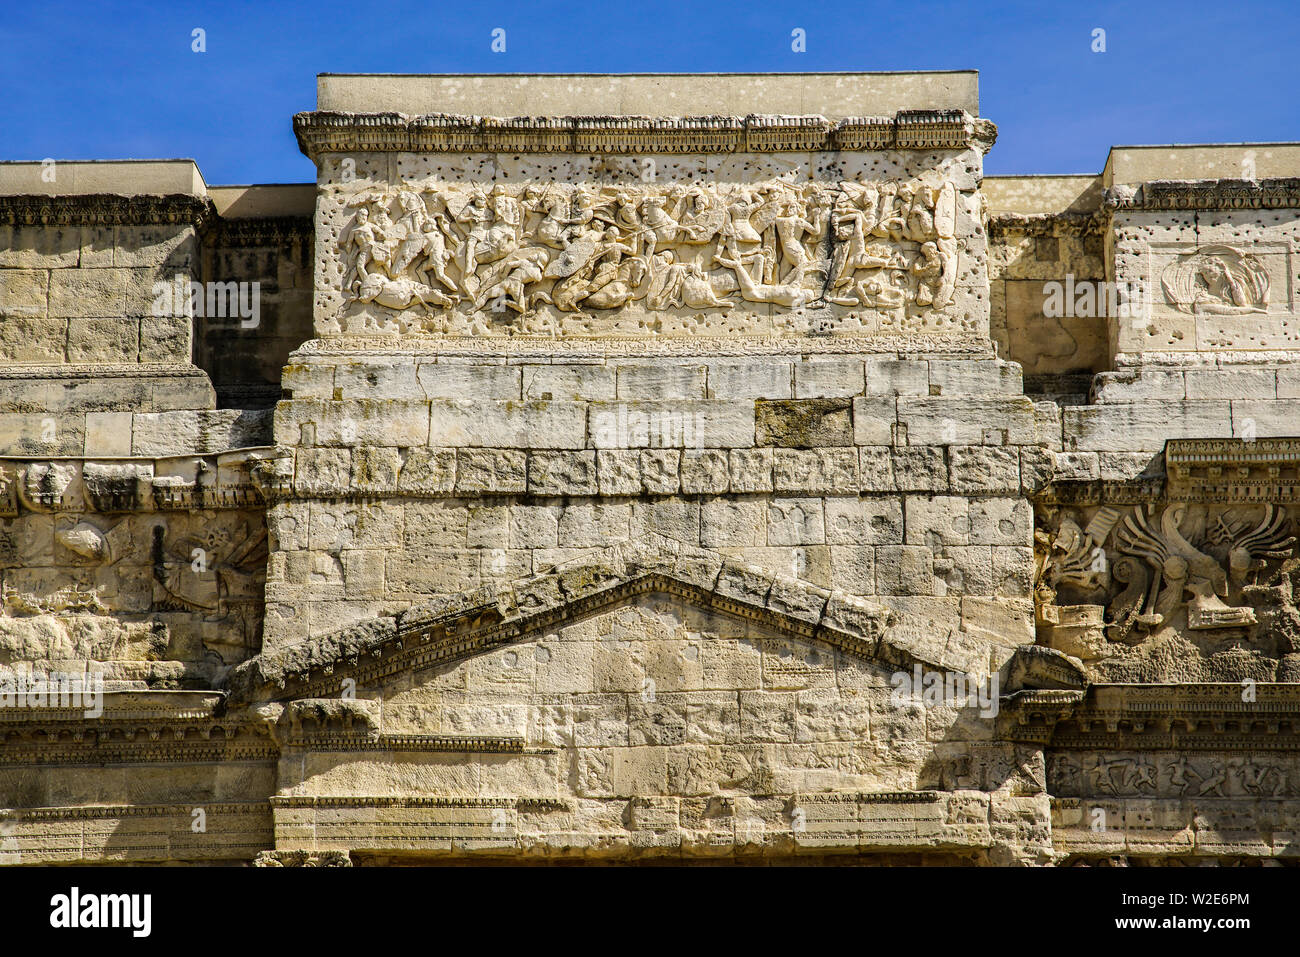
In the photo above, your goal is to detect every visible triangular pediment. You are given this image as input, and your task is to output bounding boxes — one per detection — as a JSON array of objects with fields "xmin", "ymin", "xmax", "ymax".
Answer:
[{"xmin": 228, "ymin": 535, "xmax": 982, "ymax": 704}]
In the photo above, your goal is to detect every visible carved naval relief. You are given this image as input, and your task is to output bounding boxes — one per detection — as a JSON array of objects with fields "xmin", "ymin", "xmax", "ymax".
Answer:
[{"xmin": 317, "ymin": 172, "xmax": 979, "ymax": 340}]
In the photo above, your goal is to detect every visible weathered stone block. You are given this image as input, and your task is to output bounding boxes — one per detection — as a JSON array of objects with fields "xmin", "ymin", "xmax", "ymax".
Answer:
[
  {"xmin": 47, "ymin": 268, "xmax": 125, "ymax": 318},
  {"xmin": 596, "ymin": 449, "xmax": 641, "ymax": 496},
  {"xmin": 701, "ymin": 499, "xmax": 766, "ymax": 548},
  {"xmin": 865, "ymin": 358, "xmax": 929, "ymax": 395},
  {"xmin": 793, "ymin": 360, "xmax": 864, "ymax": 398},
  {"xmin": 617, "ymin": 363, "xmax": 706, "ymax": 399},
  {"xmin": 927, "ymin": 359, "xmax": 1022, "ymax": 395},
  {"xmin": 588, "ymin": 401, "xmax": 754, "ymax": 449},
  {"xmin": 456, "ymin": 449, "xmax": 527, "ymax": 493},
  {"xmin": 1062, "ymin": 401, "xmax": 1232, "ymax": 452},
  {"xmin": 875, "ymin": 546, "xmax": 935, "ymax": 596},
  {"xmin": 396, "ymin": 448, "xmax": 456, "ymax": 493},
  {"xmin": 755, "ymin": 399, "xmax": 852, "ymax": 447},
  {"xmin": 824, "ymin": 496, "xmax": 904, "ymax": 545},
  {"xmin": 858, "ymin": 447, "xmax": 896, "ymax": 492},
  {"xmin": 351, "ymin": 446, "xmax": 402, "ymax": 490},
  {"xmin": 768, "ymin": 498, "xmax": 825, "ymax": 546},
  {"xmin": 729, "ymin": 448, "xmax": 773, "ymax": 492},
  {"xmin": 893, "ymin": 446, "xmax": 948, "ymax": 492},
  {"xmin": 897, "ymin": 396, "xmax": 1037, "ymax": 446},
  {"xmin": 418, "ymin": 363, "xmax": 522, "ymax": 400},
  {"xmin": 773, "ymin": 448, "xmax": 858, "ymax": 493},
  {"xmin": 852, "ymin": 396, "xmax": 896, "ymax": 445},
  {"xmin": 67, "ymin": 318, "xmax": 138, "ymax": 362},
  {"xmin": 429, "ymin": 399, "xmax": 586, "ymax": 449},
  {"xmin": 679, "ymin": 449, "xmax": 730, "ymax": 494},
  {"xmin": 0, "ymin": 316, "xmax": 65, "ymax": 362},
  {"xmin": 639, "ymin": 449, "xmax": 681, "ymax": 494},
  {"xmin": 558, "ymin": 503, "xmax": 631, "ymax": 547},
  {"xmin": 523, "ymin": 364, "xmax": 614, "ymax": 400},
  {"xmin": 706, "ymin": 360, "xmax": 792, "ymax": 399},
  {"xmin": 528, "ymin": 450, "xmax": 598, "ymax": 495},
  {"xmin": 510, "ymin": 505, "xmax": 560, "ymax": 548},
  {"xmin": 948, "ymin": 445, "xmax": 1020, "ymax": 494}
]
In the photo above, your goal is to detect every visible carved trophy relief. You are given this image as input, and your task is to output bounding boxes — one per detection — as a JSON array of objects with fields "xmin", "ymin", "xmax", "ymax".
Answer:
[
  {"xmin": 1161, "ymin": 245, "xmax": 1270, "ymax": 316},
  {"xmin": 0, "ymin": 459, "xmax": 269, "ymax": 669},
  {"xmin": 1034, "ymin": 502, "xmax": 1298, "ymax": 678},
  {"xmin": 332, "ymin": 177, "xmax": 966, "ymax": 335}
]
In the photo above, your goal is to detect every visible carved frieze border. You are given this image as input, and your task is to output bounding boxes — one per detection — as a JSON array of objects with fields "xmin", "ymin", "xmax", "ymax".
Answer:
[
  {"xmin": 0, "ymin": 802, "xmax": 270, "ymax": 822},
  {"xmin": 293, "ymin": 334, "xmax": 994, "ymax": 360},
  {"xmin": 1037, "ymin": 439, "xmax": 1300, "ymax": 507},
  {"xmin": 1104, "ymin": 177, "xmax": 1300, "ymax": 212},
  {"xmin": 0, "ymin": 721, "xmax": 278, "ymax": 765},
  {"xmin": 0, "ymin": 194, "xmax": 215, "ymax": 229},
  {"xmin": 986, "ymin": 211, "xmax": 1104, "ymax": 238},
  {"xmin": 1166, "ymin": 437, "xmax": 1300, "ymax": 505},
  {"xmin": 0, "ymin": 452, "xmax": 273, "ymax": 517},
  {"xmin": 207, "ymin": 215, "xmax": 313, "ymax": 248},
  {"xmin": 1000, "ymin": 684, "xmax": 1300, "ymax": 752},
  {"xmin": 270, "ymin": 795, "xmax": 570, "ymax": 811},
  {"xmin": 295, "ymin": 110, "xmax": 997, "ymax": 156},
  {"xmin": 282, "ymin": 732, "xmax": 529, "ymax": 753}
]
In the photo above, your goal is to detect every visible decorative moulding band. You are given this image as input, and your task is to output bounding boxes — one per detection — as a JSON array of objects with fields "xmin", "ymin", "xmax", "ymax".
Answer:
[
  {"xmin": 0, "ymin": 194, "xmax": 216, "ymax": 228},
  {"xmin": 207, "ymin": 215, "xmax": 314, "ymax": 247},
  {"xmin": 293, "ymin": 110, "xmax": 997, "ymax": 156},
  {"xmin": 985, "ymin": 211, "xmax": 1104, "ymax": 237},
  {"xmin": 1104, "ymin": 177, "xmax": 1300, "ymax": 211}
]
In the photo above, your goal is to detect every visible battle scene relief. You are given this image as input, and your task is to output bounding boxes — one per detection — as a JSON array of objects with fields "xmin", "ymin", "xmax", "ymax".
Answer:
[{"xmin": 318, "ymin": 173, "xmax": 982, "ymax": 340}]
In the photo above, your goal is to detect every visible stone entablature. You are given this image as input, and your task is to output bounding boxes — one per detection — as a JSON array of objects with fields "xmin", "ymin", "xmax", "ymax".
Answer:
[
  {"xmin": 294, "ymin": 109, "xmax": 995, "ymax": 154},
  {"xmin": 300, "ymin": 74, "xmax": 993, "ymax": 345}
]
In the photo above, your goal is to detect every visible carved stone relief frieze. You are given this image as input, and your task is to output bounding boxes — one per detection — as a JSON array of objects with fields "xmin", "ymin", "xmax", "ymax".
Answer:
[
  {"xmin": 1049, "ymin": 750, "xmax": 1297, "ymax": 799},
  {"xmin": 0, "ymin": 455, "xmax": 269, "ymax": 673},
  {"xmin": 1034, "ymin": 501, "xmax": 1299, "ymax": 679},
  {"xmin": 323, "ymin": 176, "xmax": 973, "ymax": 339}
]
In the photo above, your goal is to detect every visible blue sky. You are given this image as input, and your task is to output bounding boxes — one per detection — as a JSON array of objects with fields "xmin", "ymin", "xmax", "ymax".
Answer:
[{"xmin": 3, "ymin": 0, "xmax": 1297, "ymax": 185}]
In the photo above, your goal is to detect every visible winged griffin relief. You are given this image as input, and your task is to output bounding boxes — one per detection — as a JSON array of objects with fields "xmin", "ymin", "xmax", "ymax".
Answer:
[
  {"xmin": 334, "ymin": 178, "xmax": 961, "ymax": 333},
  {"xmin": 1034, "ymin": 503, "xmax": 1298, "ymax": 673}
]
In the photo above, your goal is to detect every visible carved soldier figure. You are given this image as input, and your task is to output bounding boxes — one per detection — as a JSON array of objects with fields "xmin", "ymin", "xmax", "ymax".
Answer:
[
  {"xmin": 771, "ymin": 200, "xmax": 822, "ymax": 285},
  {"xmin": 342, "ymin": 206, "xmax": 381, "ymax": 295}
]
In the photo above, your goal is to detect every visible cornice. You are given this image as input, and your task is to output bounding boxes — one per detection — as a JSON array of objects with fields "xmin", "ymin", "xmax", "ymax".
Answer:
[
  {"xmin": 0, "ymin": 719, "xmax": 277, "ymax": 765},
  {"xmin": 985, "ymin": 211, "xmax": 1104, "ymax": 237},
  {"xmin": 0, "ymin": 193, "xmax": 215, "ymax": 228},
  {"xmin": 294, "ymin": 110, "xmax": 997, "ymax": 157},
  {"xmin": 1047, "ymin": 684, "xmax": 1300, "ymax": 752},
  {"xmin": 0, "ymin": 802, "xmax": 269, "ymax": 822},
  {"xmin": 207, "ymin": 215, "xmax": 313, "ymax": 248},
  {"xmin": 1103, "ymin": 177, "xmax": 1300, "ymax": 212},
  {"xmin": 269, "ymin": 795, "xmax": 568, "ymax": 810},
  {"xmin": 1035, "ymin": 438, "xmax": 1300, "ymax": 508},
  {"xmin": 282, "ymin": 731, "xmax": 529, "ymax": 753},
  {"xmin": 292, "ymin": 333, "xmax": 995, "ymax": 361},
  {"xmin": 1166, "ymin": 437, "xmax": 1300, "ymax": 504}
]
